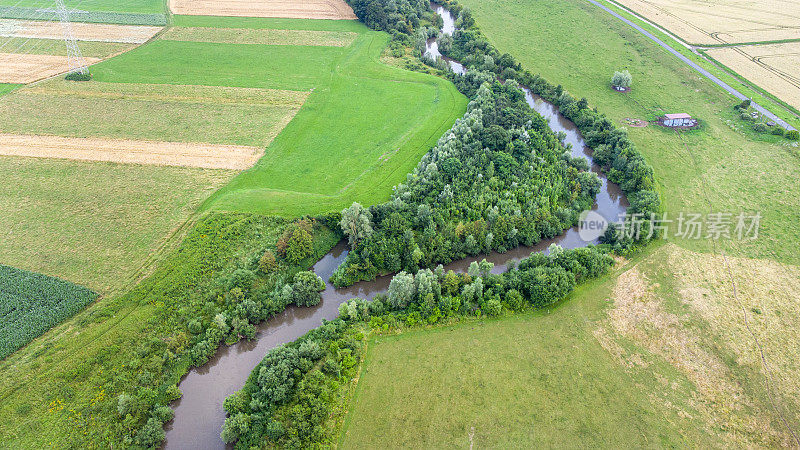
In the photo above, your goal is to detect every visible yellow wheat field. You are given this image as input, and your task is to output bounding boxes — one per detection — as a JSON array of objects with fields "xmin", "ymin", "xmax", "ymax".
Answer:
[
  {"xmin": 706, "ymin": 42, "xmax": 800, "ymax": 110},
  {"xmin": 616, "ymin": 0, "xmax": 800, "ymax": 45}
]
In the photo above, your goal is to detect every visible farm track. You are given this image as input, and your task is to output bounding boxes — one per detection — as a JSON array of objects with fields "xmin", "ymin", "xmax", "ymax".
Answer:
[{"xmin": 587, "ymin": 0, "xmax": 796, "ymax": 130}]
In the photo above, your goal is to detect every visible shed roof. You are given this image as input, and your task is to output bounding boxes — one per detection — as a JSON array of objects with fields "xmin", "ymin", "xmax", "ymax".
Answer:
[{"xmin": 665, "ymin": 113, "xmax": 691, "ymax": 119}]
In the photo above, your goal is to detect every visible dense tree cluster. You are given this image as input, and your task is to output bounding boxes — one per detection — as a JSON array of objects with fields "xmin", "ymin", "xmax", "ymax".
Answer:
[
  {"xmin": 435, "ymin": 3, "xmax": 660, "ymax": 250},
  {"xmin": 346, "ymin": 0, "xmax": 430, "ymax": 35},
  {"xmin": 221, "ymin": 319, "xmax": 364, "ymax": 449},
  {"xmin": 332, "ymin": 79, "xmax": 600, "ymax": 286}
]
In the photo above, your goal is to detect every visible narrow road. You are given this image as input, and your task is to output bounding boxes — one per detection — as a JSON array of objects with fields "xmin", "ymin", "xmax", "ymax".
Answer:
[{"xmin": 585, "ymin": 0, "xmax": 797, "ymax": 131}]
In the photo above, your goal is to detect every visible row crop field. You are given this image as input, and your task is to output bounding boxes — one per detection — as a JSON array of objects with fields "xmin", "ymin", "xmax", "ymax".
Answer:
[{"xmin": 0, "ymin": 264, "xmax": 97, "ymax": 359}]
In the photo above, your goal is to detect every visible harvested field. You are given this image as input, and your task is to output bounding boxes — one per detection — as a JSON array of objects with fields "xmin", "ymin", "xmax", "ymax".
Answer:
[
  {"xmin": 0, "ymin": 134, "xmax": 263, "ymax": 170},
  {"xmin": 616, "ymin": 0, "xmax": 800, "ymax": 45},
  {"xmin": 162, "ymin": 26, "xmax": 357, "ymax": 46},
  {"xmin": 706, "ymin": 43, "xmax": 800, "ymax": 110},
  {"xmin": 169, "ymin": 0, "xmax": 357, "ymax": 20},
  {"xmin": 0, "ymin": 81, "xmax": 307, "ymax": 146},
  {"xmin": 0, "ymin": 52, "xmax": 101, "ymax": 83},
  {"xmin": 0, "ymin": 19, "xmax": 161, "ymax": 43}
]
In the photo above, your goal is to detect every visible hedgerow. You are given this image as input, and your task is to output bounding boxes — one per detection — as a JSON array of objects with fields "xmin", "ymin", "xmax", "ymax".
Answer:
[{"xmin": 0, "ymin": 265, "xmax": 97, "ymax": 359}]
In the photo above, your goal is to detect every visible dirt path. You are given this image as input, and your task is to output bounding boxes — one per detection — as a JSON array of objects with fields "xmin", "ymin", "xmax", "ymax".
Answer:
[{"xmin": 0, "ymin": 134, "xmax": 263, "ymax": 170}]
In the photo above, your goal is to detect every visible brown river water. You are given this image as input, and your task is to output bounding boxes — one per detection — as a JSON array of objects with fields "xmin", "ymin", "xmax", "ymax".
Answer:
[{"xmin": 163, "ymin": 4, "xmax": 627, "ymax": 448}]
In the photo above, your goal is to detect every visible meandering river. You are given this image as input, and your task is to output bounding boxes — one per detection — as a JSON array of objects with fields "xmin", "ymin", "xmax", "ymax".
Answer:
[{"xmin": 163, "ymin": 4, "xmax": 627, "ymax": 448}]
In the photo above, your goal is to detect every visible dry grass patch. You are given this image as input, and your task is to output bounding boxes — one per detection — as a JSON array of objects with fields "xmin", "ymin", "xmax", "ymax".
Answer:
[
  {"xmin": 595, "ymin": 248, "xmax": 795, "ymax": 447},
  {"xmin": 162, "ymin": 26, "xmax": 357, "ymax": 46},
  {"xmin": 706, "ymin": 43, "xmax": 800, "ymax": 110},
  {"xmin": 169, "ymin": 0, "xmax": 357, "ymax": 20},
  {"xmin": 0, "ymin": 133, "xmax": 263, "ymax": 169},
  {"xmin": 666, "ymin": 244, "xmax": 800, "ymax": 436},
  {"xmin": 617, "ymin": 0, "xmax": 800, "ymax": 45},
  {"xmin": 0, "ymin": 19, "xmax": 161, "ymax": 43},
  {"xmin": 0, "ymin": 52, "xmax": 101, "ymax": 83}
]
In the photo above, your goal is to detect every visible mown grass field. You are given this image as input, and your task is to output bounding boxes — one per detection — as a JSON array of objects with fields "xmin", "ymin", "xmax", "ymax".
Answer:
[
  {"xmin": 342, "ymin": 0, "xmax": 800, "ymax": 445},
  {"xmin": 0, "ymin": 81, "xmax": 304, "ymax": 146},
  {"xmin": 0, "ymin": 37, "xmax": 131, "ymax": 58},
  {"xmin": 0, "ymin": 265, "xmax": 97, "ymax": 359},
  {"xmin": 0, "ymin": 156, "xmax": 234, "ymax": 292}
]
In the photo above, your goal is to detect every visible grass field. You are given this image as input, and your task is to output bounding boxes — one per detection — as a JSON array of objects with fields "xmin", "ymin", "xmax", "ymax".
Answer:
[
  {"xmin": 342, "ymin": 244, "xmax": 797, "ymax": 447},
  {"xmin": 341, "ymin": 0, "xmax": 800, "ymax": 445},
  {"xmin": 0, "ymin": 82, "xmax": 19, "ymax": 95},
  {"xmin": 0, "ymin": 264, "xmax": 97, "ymax": 359},
  {"xmin": 0, "ymin": 81, "xmax": 305, "ymax": 146},
  {"xmin": 615, "ymin": 0, "xmax": 800, "ymax": 45},
  {"xmin": 0, "ymin": 38, "xmax": 132, "ymax": 58},
  {"xmin": 705, "ymin": 43, "xmax": 800, "ymax": 111},
  {"xmin": 0, "ymin": 156, "xmax": 234, "ymax": 292}
]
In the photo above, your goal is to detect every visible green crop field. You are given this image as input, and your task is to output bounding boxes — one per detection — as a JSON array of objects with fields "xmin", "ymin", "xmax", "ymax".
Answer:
[
  {"xmin": 0, "ymin": 265, "xmax": 97, "ymax": 360},
  {"xmin": 341, "ymin": 0, "xmax": 800, "ymax": 446}
]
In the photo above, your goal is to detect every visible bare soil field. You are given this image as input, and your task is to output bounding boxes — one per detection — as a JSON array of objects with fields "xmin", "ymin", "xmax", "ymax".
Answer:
[
  {"xmin": 162, "ymin": 26, "xmax": 357, "ymax": 46},
  {"xmin": 0, "ymin": 133, "xmax": 263, "ymax": 169},
  {"xmin": 0, "ymin": 53, "xmax": 101, "ymax": 83},
  {"xmin": 616, "ymin": 0, "xmax": 800, "ymax": 45},
  {"xmin": 169, "ymin": 0, "xmax": 357, "ymax": 20},
  {"xmin": 706, "ymin": 42, "xmax": 800, "ymax": 110},
  {"xmin": 0, "ymin": 19, "xmax": 161, "ymax": 43}
]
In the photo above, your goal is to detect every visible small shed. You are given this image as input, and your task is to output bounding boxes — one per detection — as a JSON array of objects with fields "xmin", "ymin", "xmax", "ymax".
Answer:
[{"xmin": 662, "ymin": 113, "xmax": 696, "ymax": 127}]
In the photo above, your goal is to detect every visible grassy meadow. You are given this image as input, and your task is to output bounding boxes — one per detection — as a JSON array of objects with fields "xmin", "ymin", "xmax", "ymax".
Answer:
[
  {"xmin": 342, "ymin": 0, "xmax": 800, "ymax": 445},
  {"xmin": 0, "ymin": 83, "xmax": 19, "ymax": 96},
  {"xmin": 342, "ymin": 243, "xmax": 797, "ymax": 447},
  {"xmin": 0, "ymin": 157, "xmax": 235, "ymax": 292}
]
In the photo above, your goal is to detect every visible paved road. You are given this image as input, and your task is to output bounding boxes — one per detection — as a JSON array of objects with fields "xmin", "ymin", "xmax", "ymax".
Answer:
[{"xmin": 586, "ymin": 0, "xmax": 796, "ymax": 131}]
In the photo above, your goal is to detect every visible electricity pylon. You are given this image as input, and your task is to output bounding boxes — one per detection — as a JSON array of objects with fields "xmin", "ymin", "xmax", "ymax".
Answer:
[{"xmin": 54, "ymin": 0, "xmax": 88, "ymax": 75}]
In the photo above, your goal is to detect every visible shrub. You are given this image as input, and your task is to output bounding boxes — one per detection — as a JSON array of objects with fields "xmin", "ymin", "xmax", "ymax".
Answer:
[
  {"xmin": 65, "ymin": 71, "xmax": 91, "ymax": 81},
  {"xmin": 771, "ymin": 126, "xmax": 785, "ymax": 136},
  {"xmin": 258, "ymin": 250, "xmax": 278, "ymax": 273},
  {"xmin": 752, "ymin": 122, "xmax": 768, "ymax": 133},
  {"xmin": 611, "ymin": 70, "xmax": 632, "ymax": 88},
  {"xmin": 786, "ymin": 130, "xmax": 800, "ymax": 140}
]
